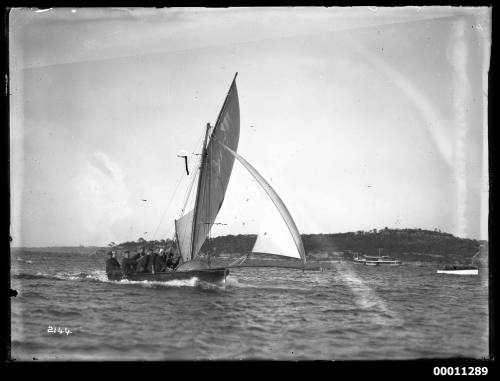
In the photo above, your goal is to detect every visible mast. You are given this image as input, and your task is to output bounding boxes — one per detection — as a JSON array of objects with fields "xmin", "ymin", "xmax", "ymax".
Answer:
[
  {"xmin": 190, "ymin": 123, "xmax": 211, "ymax": 260},
  {"xmin": 185, "ymin": 73, "xmax": 240, "ymax": 261},
  {"xmin": 471, "ymin": 250, "xmax": 481, "ymax": 265}
]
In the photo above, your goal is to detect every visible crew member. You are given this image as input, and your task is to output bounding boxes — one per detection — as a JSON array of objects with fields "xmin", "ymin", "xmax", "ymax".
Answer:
[
  {"xmin": 170, "ymin": 253, "xmax": 180, "ymax": 270},
  {"xmin": 136, "ymin": 251, "xmax": 149, "ymax": 273},
  {"xmin": 145, "ymin": 250, "xmax": 155, "ymax": 273},
  {"xmin": 171, "ymin": 244, "xmax": 181, "ymax": 269},
  {"xmin": 150, "ymin": 249, "xmax": 160, "ymax": 274},
  {"xmin": 156, "ymin": 249, "xmax": 167, "ymax": 272},
  {"xmin": 132, "ymin": 247, "xmax": 145, "ymax": 261},
  {"xmin": 121, "ymin": 251, "xmax": 134, "ymax": 274},
  {"xmin": 106, "ymin": 251, "xmax": 121, "ymax": 277}
]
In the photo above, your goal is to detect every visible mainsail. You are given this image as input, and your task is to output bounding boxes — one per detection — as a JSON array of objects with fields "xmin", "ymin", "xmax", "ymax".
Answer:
[{"xmin": 175, "ymin": 73, "xmax": 240, "ymax": 261}]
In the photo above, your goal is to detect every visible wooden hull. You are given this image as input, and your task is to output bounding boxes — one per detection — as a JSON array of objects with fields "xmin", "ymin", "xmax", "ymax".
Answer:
[{"xmin": 107, "ymin": 268, "xmax": 229, "ymax": 284}]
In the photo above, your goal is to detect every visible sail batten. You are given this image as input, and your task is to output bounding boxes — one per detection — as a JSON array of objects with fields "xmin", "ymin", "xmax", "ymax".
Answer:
[{"xmin": 218, "ymin": 142, "xmax": 306, "ymax": 264}]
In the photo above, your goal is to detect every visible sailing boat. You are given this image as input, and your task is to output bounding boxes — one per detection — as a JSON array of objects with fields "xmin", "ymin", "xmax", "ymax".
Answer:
[
  {"xmin": 106, "ymin": 73, "xmax": 306, "ymax": 284},
  {"xmin": 436, "ymin": 251, "xmax": 480, "ymax": 275}
]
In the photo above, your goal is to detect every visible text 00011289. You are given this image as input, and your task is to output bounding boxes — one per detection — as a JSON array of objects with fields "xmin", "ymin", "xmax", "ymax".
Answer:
[{"xmin": 433, "ymin": 367, "xmax": 488, "ymax": 376}]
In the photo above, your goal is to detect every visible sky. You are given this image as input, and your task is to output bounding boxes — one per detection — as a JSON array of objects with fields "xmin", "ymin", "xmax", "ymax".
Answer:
[{"xmin": 9, "ymin": 7, "xmax": 491, "ymax": 247}]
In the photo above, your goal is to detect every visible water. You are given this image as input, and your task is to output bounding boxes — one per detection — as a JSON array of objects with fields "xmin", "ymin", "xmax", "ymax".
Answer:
[{"xmin": 10, "ymin": 250, "xmax": 489, "ymax": 360}]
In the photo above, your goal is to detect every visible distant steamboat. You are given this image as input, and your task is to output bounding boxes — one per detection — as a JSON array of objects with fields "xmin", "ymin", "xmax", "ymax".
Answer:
[{"xmin": 353, "ymin": 249, "xmax": 401, "ymax": 266}]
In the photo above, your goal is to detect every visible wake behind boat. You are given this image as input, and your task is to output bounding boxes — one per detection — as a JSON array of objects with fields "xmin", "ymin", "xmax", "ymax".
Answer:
[{"xmin": 105, "ymin": 73, "xmax": 306, "ymax": 284}]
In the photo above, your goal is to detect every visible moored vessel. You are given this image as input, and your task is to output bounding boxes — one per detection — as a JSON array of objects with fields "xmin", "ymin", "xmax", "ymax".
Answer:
[
  {"xmin": 352, "ymin": 249, "xmax": 401, "ymax": 266},
  {"xmin": 436, "ymin": 266, "xmax": 478, "ymax": 275},
  {"xmin": 436, "ymin": 251, "xmax": 480, "ymax": 275}
]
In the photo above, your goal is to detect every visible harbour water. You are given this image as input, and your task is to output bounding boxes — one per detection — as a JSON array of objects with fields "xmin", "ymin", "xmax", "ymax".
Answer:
[{"xmin": 10, "ymin": 250, "xmax": 489, "ymax": 360}]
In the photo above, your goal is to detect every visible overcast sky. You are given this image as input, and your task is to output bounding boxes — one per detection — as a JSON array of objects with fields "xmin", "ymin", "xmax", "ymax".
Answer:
[{"xmin": 10, "ymin": 7, "xmax": 490, "ymax": 247}]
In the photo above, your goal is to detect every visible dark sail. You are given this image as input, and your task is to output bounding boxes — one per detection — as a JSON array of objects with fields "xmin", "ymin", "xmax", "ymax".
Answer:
[{"xmin": 189, "ymin": 74, "xmax": 240, "ymax": 259}]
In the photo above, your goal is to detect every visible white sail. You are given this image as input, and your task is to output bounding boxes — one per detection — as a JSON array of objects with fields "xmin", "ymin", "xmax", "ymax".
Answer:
[
  {"xmin": 252, "ymin": 205, "xmax": 302, "ymax": 259},
  {"xmin": 218, "ymin": 141, "xmax": 306, "ymax": 264},
  {"xmin": 174, "ymin": 209, "xmax": 194, "ymax": 263}
]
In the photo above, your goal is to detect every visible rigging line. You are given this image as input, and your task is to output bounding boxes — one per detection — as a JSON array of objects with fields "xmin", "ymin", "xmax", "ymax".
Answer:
[
  {"xmin": 151, "ymin": 168, "xmax": 186, "ymax": 240},
  {"xmin": 153, "ymin": 132, "xmax": 204, "ymax": 241},
  {"xmin": 178, "ymin": 133, "xmax": 205, "ymax": 218},
  {"xmin": 169, "ymin": 164, "xmax": 200, "ymax": 241},
  {"xmin": 179, "ymin": 188, "xmax": 195, "ymax": 253},
  {"xmin": 179, "ymin": 166, "xmax": 200, "ymax": 217},
  {"xmin": 176, "ymin": 127, "xmax": 208, "ymax": 259}
]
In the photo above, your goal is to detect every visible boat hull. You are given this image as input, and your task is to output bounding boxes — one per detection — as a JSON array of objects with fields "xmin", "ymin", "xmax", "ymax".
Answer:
[
  {"xmin": 354, "ymin": 259, "xmax": 401, "ymax": 266},
  {"xmin": 353, "ymin": 259, "xmax": 367, "ymax": 265},
  {"xmin": 366, "ymin": 261, "xmax": 401, "ymax": 266},
  {"xmin": 437, "ymin": 269, "xmax": 478, "ymax": 275},
  {"xmin": 106, "ymin": 268, "xmax": 229, "ymax": 284}
]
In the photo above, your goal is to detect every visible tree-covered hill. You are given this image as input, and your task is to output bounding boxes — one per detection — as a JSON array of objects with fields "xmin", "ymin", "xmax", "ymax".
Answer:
[
  {"xmin": 107, "ymin": 228, "xmax": 483, "ymax": 263},
  {"xmin": 202, "ymin": 228, "xmax": 481, "ymax": 262}
]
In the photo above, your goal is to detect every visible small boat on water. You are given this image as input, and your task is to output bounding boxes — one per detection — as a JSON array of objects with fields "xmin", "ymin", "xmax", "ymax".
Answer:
[
  {"xmin": 106, "ymin": 73, "xmax": 307, "ymax": 284},
  {"xmin": 436, "ymin": 251, "xmax": 480, "ymax": 275},
  {"xmin": 436, "ymin": 266, "xmax": 478, "ymax": 275},
  {"xmin": 353, "ymin": 249, "xmax": 401, "ymax": 266}
]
